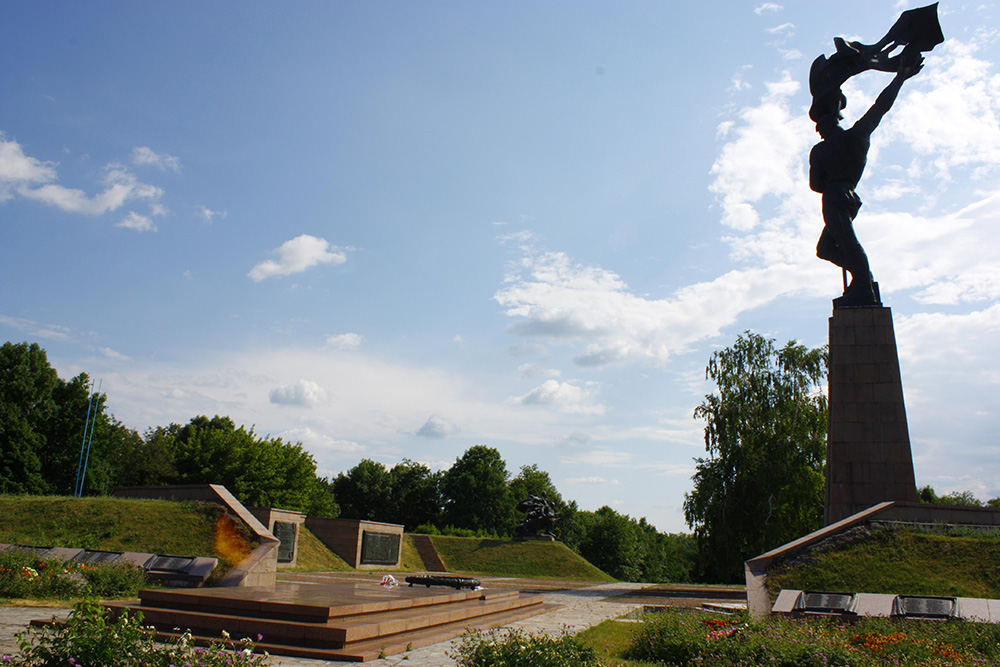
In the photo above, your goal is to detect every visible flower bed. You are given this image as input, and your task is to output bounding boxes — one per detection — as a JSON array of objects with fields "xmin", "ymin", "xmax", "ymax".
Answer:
[
  {"xmin": 0, "ymin": 550, "xmax": 146, "ymax": 599},
  {"xmin": 623, "ymin": 608, "xmax": 1000, "ymax": 666}
]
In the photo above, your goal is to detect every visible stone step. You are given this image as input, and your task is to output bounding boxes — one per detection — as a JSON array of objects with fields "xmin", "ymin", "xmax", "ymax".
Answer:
[
  {"xmin": 136, "ymin": 583, "xmax": 518, "ymax": 621},
  {"xmin": 110, "ymin": 591, "xmax": 544, "ymax": 646},
  {"xmin": 153, "ymin": 601, "xmax": 562, "ymax": 662},
  {"xmin": 409, "ymin": 534, "xmax": 447, "ymax": 572}
]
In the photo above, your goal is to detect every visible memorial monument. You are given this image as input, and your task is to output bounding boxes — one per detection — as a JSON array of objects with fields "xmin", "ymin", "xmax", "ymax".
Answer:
[
  {"xmin": 515, "ymin": 493, "xmax": 558, "ymax": 540},
  {"xmin": 810, "ymin": 5, "xmax": 943, "ymax": 524}
]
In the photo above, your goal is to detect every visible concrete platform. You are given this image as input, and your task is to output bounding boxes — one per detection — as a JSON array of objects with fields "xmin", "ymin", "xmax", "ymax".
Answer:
[{"xmin": 94, "ymin": 581, "xmax": 555, "ymax": 662}]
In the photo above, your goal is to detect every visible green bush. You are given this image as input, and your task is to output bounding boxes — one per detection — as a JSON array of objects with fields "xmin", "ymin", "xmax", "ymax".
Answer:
[
  {"xmin": 451, "ymin": 627, "xmax": 600, "ymax": 667},
  {"xmin": 411, "ymin": 523, "xmax": 441, "ymax": 535},
  {"xmin": 0, "ymin": 551, "xmax": 80, "ymax": 599},
  {"xmin": 439, "ymin": 525, "xmax": 501, "ymax": 539},
  {"xmin": 0, "ymin": 550, "xmax": 150, "ymax": 600},
  {"xmin": 79, "ymin": 561, "xmax": 147, "ymax": 598},
  {"xmin": 3, "ymin": 600, "xmax": 270, "ymax": 667}
]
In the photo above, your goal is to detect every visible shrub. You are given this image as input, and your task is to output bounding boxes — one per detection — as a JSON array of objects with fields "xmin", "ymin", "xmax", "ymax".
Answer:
[
  {"xmin": 411, "ymin": 523, "xmax": 441, "ymax": 535},
  {"xmin": 3, "ymin": 600, "xmax": 270, "ymax": 667},
  {"xmin": 79, "ymin": 561, "xmax": 147, "ymax": 598},
  {"xmin": 439, "ymin": 525, "xmax": 502, "ymax": 539},
  {"xmin": 0, "ymin": 550, "xmax": 150, "ymax": 600},
  {"xmin": 0, "ymin": 551, "xmax": 81, "ymax": 599},
  {"xmin": 451, "ymin": 627, "xmax": 600, "ymax": 667}
]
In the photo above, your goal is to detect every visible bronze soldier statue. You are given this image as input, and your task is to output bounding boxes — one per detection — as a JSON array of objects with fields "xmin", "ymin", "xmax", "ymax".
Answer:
[{"xmin": 808, "ymin": 4, "xmax": 942, "ymax": 307}]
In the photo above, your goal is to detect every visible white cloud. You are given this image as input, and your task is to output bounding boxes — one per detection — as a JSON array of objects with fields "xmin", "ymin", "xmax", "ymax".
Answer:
[
  {"xmin": 639, "ymin": 462, "xmax": 695, "ymax": 476},
  {"xmin": 510, "ymin": 379, "xmax": 605, "ymax": 415},
  {"xmin": 730, "ymin": 65, "xmax": 753, "ymax": 93},
  {"xmin": 496, "ymin": 249, "xmax": 803, "ymax": 368},
  {"xmin": 18, "ymin": 163, "xmax": 163, "ymax": 216},
  {"xmin": 416, "ymin": 414, "xmax": 459, "ymax": 438},
  {"xmin": 0, "ymin": 314, "xmax": 74, "ymax": 342},
  {"xmin": 268, "ymin": 379, "xmax": 329, "ymax": 407},
  {"xmin": 766, "ymin": 22, "xmax": 794, "ymax": 35},
  {"xmin": 325, "ymin": 333, "xmax": 364, "ymax": 350},
  {"xmin": 131, "ymin": 146, "xmax": 181, "ymax": 172},
  {"xmin": 709, "ymin": 71, "xmax": 809, "ymax": 232},
  {"xmin": 117, "ymin": 211, "xmax": 156, "ymax": 232},
  {"xmin": 882, "ymin": 39, "xmax": 1000, "ymax": 179},
  {"xmin": 100, "ymin": 347, "xmax": 130, "ymax": 361},
  {"xmin": 278, "ymin": 427, "xmax": 366, "ymax": 457},
  {"xmin": 754, "ymin": 2, "xmax": 782, "ymax": 14},
  {"xmin": 248, "ymin": 234, "xmax": 347, "ymax": 281},
  {"xmin": 198, "ymin": 206, "xmax": 228, "ymax": 223},
  {"xmin": 560, "ymin": 449, "xmax": 632, "ymax": 466},
  {"xmin": 0, "ymin": 133, "xmax": 56, "ymax": 200},
  {"xmin": 517, "ymin": 363, "xmax": 560, "ymax": 379},
  {"xmin": 565, "ymin": 476, "xmax": 619, "ymax": 485}
]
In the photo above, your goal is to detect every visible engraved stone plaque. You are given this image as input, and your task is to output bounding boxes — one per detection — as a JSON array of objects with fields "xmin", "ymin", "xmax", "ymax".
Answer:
[
  {"xmin": 73, "ymin": 550, "xmax": 123, "ymax": 565},
  {"xmin": 893, "ymin": 596, "xmax": 956, "ymax": 618},
  {"xmin": 274, "ymin": 521, "xmax": 297, "ymax": 563},
  {"xmin": 360, "ymin": 531, "xmax": 400, "ymax": 565},
  {"xmin": 796, "ymin": 591, "xmax": 856, "ymax": 613},
  {"xmin": 146, "ymin": 555, "xmax": 195, "ymax": 572}
]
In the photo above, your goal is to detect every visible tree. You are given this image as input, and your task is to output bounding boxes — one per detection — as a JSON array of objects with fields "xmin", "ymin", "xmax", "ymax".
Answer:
[
  {"xmin": 0, "ymin": 341, "xmax": 132, "ymax": 496},
  {"xmin": 683, "ymin": 332, "xmax": 827, "ymax": 583},
  {"xmin": 0, "ymin": 342, "xmax": 55, "ymax": 493},
  {"xmin": 153, "ymin": 415, "xmax": 338, "ymax": 516},
  {"xmin": 441, "ymin": 445, "xmax": 515, "ymax": 536},
  {"xmin": 387, "ymin": 459, "xmax": 442, "ymax": 529},
  {"xmin": 333, "ymin": 459, "xmax": 393, "ymax": 521},
  {"xmin": 577, "ymin": 506, "xmax": 642, "ymax": 581},
  {"xmin": 917, "ymin": 485, "xmax": 988, "ymax": 507}
]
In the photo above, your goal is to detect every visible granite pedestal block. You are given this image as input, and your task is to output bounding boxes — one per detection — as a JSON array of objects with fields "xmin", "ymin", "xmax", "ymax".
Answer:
[{"xmin": 826, "ymin": 307, "xmax": 917, "ymax": 525}]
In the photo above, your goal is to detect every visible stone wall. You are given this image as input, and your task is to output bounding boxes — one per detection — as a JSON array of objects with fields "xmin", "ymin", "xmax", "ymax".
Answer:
[{"xmin": 304, "ymin": 517, "xmax": 403, "ymax": 569}]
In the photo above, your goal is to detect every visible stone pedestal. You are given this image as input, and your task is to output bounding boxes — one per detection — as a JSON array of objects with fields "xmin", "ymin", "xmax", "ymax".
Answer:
[{"xmin": 825, "ymin": 307, "xmax": 917, "ymax": 525}]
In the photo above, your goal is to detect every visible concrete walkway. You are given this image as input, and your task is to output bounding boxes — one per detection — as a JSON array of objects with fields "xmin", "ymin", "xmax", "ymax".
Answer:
[{"xmin": 0, "ymin": 582, "xmax": 646, "ymax": 666}]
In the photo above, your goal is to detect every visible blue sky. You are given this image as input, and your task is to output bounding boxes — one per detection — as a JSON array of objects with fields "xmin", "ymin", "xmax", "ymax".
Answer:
[{"xmin": 2, "ymin": 1, "xmax": 999, "ymax": 532}]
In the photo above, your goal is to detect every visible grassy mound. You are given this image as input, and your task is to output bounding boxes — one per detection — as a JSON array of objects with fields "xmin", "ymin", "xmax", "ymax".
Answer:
[
  {"xmin": 429, "ymin": 536, "xmax": 615, "ymax": 582},
  {"xmin": 0, "ymin": 495, "xmax": 254, "ymax": 581},
  {"xmin": 279, "ymin": 526, "xmax": 352, "ymax": 572},
  {"xmin": 767, "ymin": 525, "xmax": 1000, "ymax": 600}
]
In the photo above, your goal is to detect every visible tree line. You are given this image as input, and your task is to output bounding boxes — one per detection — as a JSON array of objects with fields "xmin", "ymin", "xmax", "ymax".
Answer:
[
  {"xmin": 19, "ymin": 334, "xmax": 976, "ymax": 585},
  {"xmin": 0, "ymin": 341, "xmax": 695, "ymax": 582}
]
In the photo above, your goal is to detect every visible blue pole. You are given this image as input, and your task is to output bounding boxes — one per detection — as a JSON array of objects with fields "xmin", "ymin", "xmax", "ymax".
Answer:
[
  {"xmin": 77, "ymin": 379, "xmax": 102, "ymax": 497},
  {"xmin": 74, "ymin": 380, "xmax": 97, "ymax": 497}
]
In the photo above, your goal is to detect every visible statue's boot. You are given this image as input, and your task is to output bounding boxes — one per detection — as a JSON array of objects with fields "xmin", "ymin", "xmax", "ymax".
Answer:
[{"xmin": 834, "ymin": 281, "xmax": 879, "ymax": 308}]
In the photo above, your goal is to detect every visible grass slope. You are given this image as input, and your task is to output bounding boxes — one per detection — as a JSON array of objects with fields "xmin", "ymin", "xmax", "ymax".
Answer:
[
  {"xmin": 279, "ymin": 526, "xmax": 352, "ymax": 572},
  {"xmin": 429, "ymin": 536, "xmax": 615, "ymax": 582},
  {"xmin": 0, "ymin": 495, "xmax": 230, "ymax": 555},
  {"xmin": 768, "ymin": 526, "xmax": 1000, "ymax": 600},
  {"xmin": 0, "ymin": 495, "xmax": 255, "ymax": 583}
]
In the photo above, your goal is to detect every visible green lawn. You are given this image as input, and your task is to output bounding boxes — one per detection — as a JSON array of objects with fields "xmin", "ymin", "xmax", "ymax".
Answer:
[
  {"xmin": 278, "ymin": 526, "xmax": 352, "ymax": 572},
  {"xmin": 0, "ymin": 495, "xmax": 254, "ymax": 581},
  {"xmin": 429, "ymin": 535, "xmax": 615, "ymax": 581},
  {"xmin": 768, "ymin": 526, "xmax": 1000, "ymax": 600}
]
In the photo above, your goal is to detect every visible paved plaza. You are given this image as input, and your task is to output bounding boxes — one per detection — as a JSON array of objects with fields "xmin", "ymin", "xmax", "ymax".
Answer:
[{"xmin": 0, "ymin": 581, "xmax": 647, "ymax": 666}]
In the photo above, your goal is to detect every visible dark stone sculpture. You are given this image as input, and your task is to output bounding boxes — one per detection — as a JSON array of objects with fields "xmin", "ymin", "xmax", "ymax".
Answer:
[
  {"xmin": 809, "ymin": 4, "xmax": 943, "ymax": 308},
  {"xmin": 515, "ymin": 493, "xmax": 558, "ymax": 539}
]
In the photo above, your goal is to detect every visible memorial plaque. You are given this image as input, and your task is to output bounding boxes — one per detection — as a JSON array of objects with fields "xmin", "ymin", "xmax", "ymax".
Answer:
[
  {"xmin": 73, "ymin": 550, "xmax": 122, "ymax": 565},
  {"xmin": 360, "ymin": 531, "xmax": 400, "ymax": 565},
  {"xmin": 274, "ymin": 521, "xmax": 297, "ymax": 563},
  {"xmin": 795, "ymin": 591, "xmax": 857, "ymax": 614},
  {"xmin": 147, "ymin": 555, "xmax": 195, "ymax": 573},
  {"xmin": 18, "ymin": 545, "xmax": 53, "ymax": 557},
  {"xmin": 893, "ymin": 596, "xmax": 957, "ymax": 618}
]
